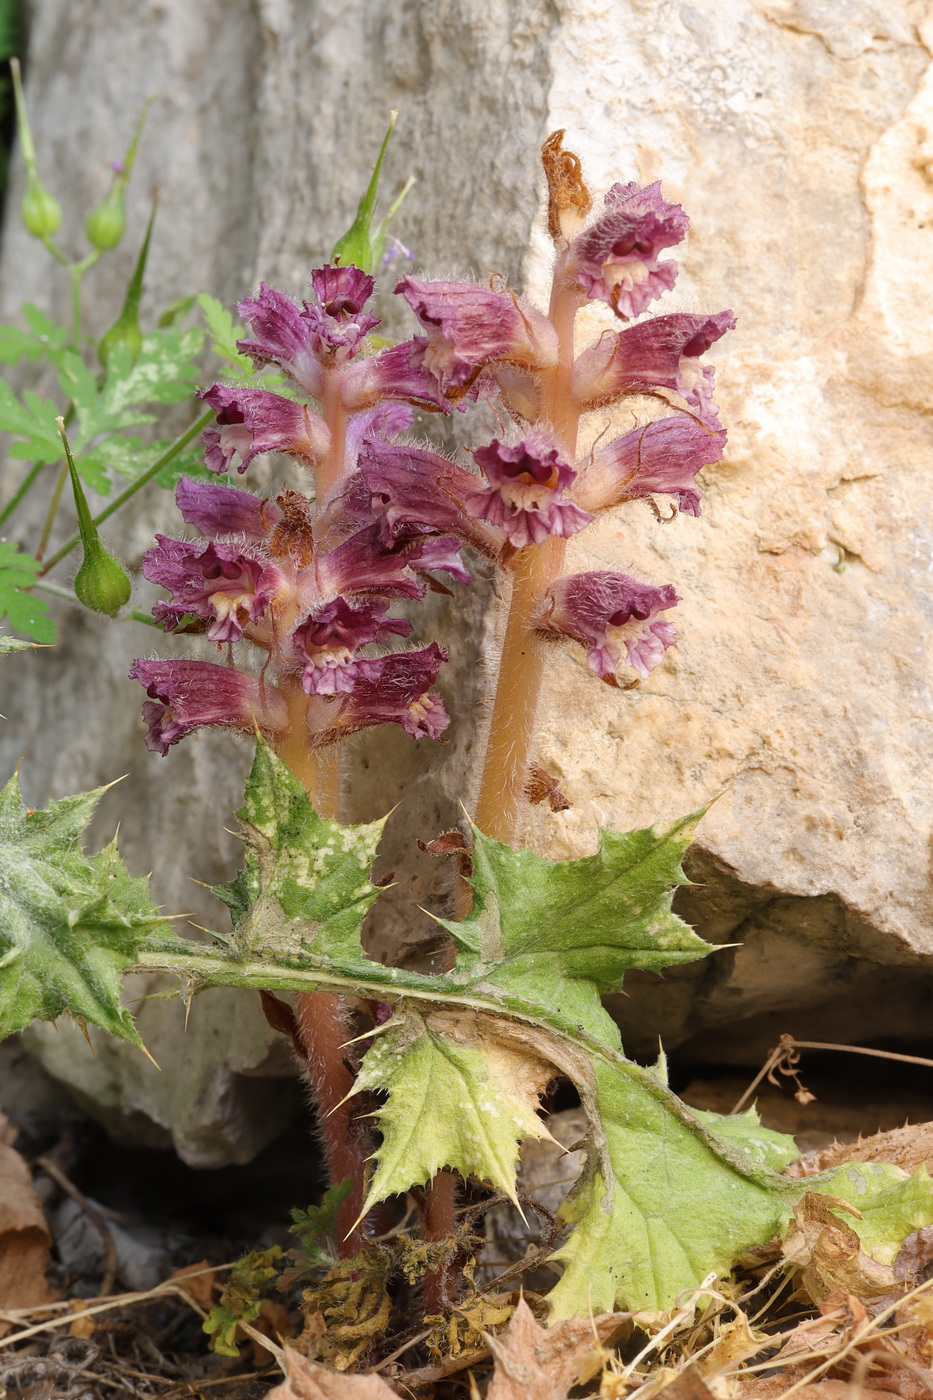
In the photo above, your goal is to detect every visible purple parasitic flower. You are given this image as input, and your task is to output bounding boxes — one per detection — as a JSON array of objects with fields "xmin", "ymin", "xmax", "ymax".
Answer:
[
  {"xmin": 313, "ymin": 524, "xmax": 466, "ymax": 602},
  {"xmin": 323, "ymin": 643, "xmax": 450, "ymax": 742},
  {"xmin": 199, "ymin": 384, "xmax": 330, "ymax": 475},
  {"xmin": 293, "ymin": 598, "xmax": 410, "ymax": 696},
  {"xmin": 143, "ymin": 536, "xmax": 287, "ymax": 643},
  {"xmin": 395, "ymin": 277, "xmax": 558, "ymax": 394},
  {"xmin": 303, "ymin": 264, "xmax": 380, "ymax": 360},
  {"xmin": 465, "ymin": 438, "xmax": 593, "ymax": 548},
  {"xmin": 340, "ymin": 337, "xmax": 451, "ymax": 414},
  {"xmin": 538, "ymin": 571, "xmax": 679, "ymax": 681},
  {"xmin": 574, "ymin": 416, "xmax": 727, "ymax": 517},
  {"xmin": 129, "ymin": 658, "xmax": 287, "ymax": 755},
  {"xmin": 571, "ymin": 310, "xmax": 735, "ymax": 422},
  {"xmin": 567, "ymin": 181, "xmax": 689, "ymax": 319},
  {"xmin": 174, "ymin": 475, "xmax": 281, "ymax": 541},
  {"xmin": 353, "ymin": 439, "xmax": 491, "ymax": 550},
  {"xmin": 236, "ymin": 283, "xmax": 326, "ymax": 396}
]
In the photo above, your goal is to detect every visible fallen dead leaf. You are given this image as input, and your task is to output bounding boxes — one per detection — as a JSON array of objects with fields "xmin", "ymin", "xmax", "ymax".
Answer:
[
  {"xmin": 267, "ymin": 1348, "xmax": 397, "ymax": 1398},
  {"xmin": 0, "ymin": 1138, "xmax": 55, "ymax": 1335},
  {"xmin": 739, "ymin": 1380, "xmax": 894, "ymax": 1400},
  {"xmin": 485, "ymin": 1297, "xmax": 630, "ymax": 1399},
  {"xmin": 68, "ymin": 1297, "xmax": 96, "ymax": 1339},
  {"xmin": 171, "ymin": 1259, "xmax": 217, "ymax": 1310},
  {"xmin": 783, "ymin": 1193, "xmax": 899, "ymax": 1303},
  {"xmin": 790, "ymin": 1124, "xmax": 933, "ymax": 1179}
]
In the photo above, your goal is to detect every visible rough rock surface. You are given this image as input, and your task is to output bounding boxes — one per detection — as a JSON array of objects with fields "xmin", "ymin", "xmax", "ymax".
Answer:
[{"xmin": 2, "ymin": 0, "xmax": 933, "ymax": 1159}]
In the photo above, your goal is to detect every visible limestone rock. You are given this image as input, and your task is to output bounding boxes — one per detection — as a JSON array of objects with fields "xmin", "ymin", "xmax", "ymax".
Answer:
[{"xmin": 2, "ymin": 0, "xmax": 933, "ymax": 1157}]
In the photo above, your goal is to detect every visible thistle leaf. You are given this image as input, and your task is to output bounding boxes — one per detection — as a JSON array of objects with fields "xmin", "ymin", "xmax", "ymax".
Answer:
[
  {"xmin": 0, "ymin": 770, "xmax": 167, "ymax": 1044},
  {"xmin": 211, "ymin": 739, "xmax": 386, "ymax": 964}
]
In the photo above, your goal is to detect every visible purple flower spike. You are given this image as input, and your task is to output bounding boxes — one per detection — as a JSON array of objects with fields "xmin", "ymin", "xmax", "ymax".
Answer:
[
  {"xmin": 329, "ymin": 643, "xmax": 450, "ymax": 741},
  {"xmin": 539, "ymin": 571, "xmax": 679, "ymax": 681},
  {"xmin": 465, "ymin": 438, "xmax": 593, "ymax": 548},
  {"xmin": 575, "ymin": 416, "xmax": 727, "ymax": 517},
  {"xmin": 315, "ymin": 525, "xmax": 460, "ymax": 602},
  {"xmin": 395, "ymin": 277, "xmax": 558, "ymax": 394},
  {"xmin": 303, "ymin": 264, "xmax": 380, "ymax": 359},
  {"xmin": 293, "ymin": 598, "xmax": 410, "ymax": 696},
  {"xmin": 143, "ymin": 536, "xmax": 286, "ymax": 644},
  {"xmin": 175, "ymin": 476, "xmax": 280, "ymax": 542},
  {"xmin": 236, "ymin": 283, "xmax": 326, "ymax": 396},
  {"xmin": 571, "ymin": 310, "xmax": 735, "ymax": 421},
  {"xmin": 568, "ymin": 181, "xmax": 689, "ymax": 319},
  {"xmin": 199, "ymin": 384, "xmax": 330, "ymax": 475},
  {"xmin": 129, "ymin": 658, "xmax": 287, "ymax": 755}
]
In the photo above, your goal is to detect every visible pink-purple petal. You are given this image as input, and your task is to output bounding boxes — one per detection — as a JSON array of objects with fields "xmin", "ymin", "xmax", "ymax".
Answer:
[
  {"xmin": 575, "ymin": 416, "xmax": 727, "ymax": 516},
  {"xmin": 175, "ymin": 475, "xmax": 280, "ymax": 541},
  {"xmin": 129, "ymin": 658, "xmax": 287, "ymax": 754},
  {"xmin": 539, "ymin": 571, "xmax": 679, "ymax": 680},
  {"xmin": 569, "ymin": 180, "xmax": 689, "ymax": 319},
  {"xmin": 236, "ymin": 282, "xmax": 326, "ymax": 395},
  {"xmin": 199, "ymin": 384, "xmax": 330, "ymax": 475},
  {"xmin": 571, "ymin": 310, "xmax": 735, "ymax": 419},
  {"xmin": 464, "ymin": 438, "xmax": 593, "ymax": 548}
]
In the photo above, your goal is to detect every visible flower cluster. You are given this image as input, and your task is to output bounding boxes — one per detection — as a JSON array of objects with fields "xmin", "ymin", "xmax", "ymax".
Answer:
[{"xmin": 132, "ymin": 136, "xmax": 731, "ymax": 777}]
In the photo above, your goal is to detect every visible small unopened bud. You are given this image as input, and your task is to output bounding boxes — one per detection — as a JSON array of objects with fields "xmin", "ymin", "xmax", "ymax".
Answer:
[
  {"xmin": 57, "ymin": 417, "xmax": 131, "ymax": 617},
  {"xmin": 86, "ymin": 184, "xmax": 126, "ymax": 250},
  {"xmin": 331, "ymin": 112, "xmax": 414, "ymax": 273},
  {"xmin": 11, "ymin": 59, "xmax": 62, "ymax": 240}
]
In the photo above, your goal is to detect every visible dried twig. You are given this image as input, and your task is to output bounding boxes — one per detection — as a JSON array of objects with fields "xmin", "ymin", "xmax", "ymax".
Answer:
[
  {"xmin": 731, "ymin": 1034, "xmax": 933, "ymax": 1115},
  {"xmin": 36, "ymin": 1154, "xmax": 119, "ymax": 1297}
]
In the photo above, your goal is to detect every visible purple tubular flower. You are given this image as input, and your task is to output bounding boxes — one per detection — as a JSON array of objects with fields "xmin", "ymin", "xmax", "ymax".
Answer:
[
  {"xmin": 199, "ymin": 384, "xmax": 330, "ymax": 475},
  {"xmin": 340, "ymin": 337, "xmax": 451, "ymax": 414},
  {"xmin": 236, "ymin": 283, "xmax": 326, "ymax": 396},
  {"xmin": 571, "ymin": 310, "xmax": 736, "ymax": 421},
  {"xmin": 395, "ymin": 277, "xmax": 558, "ymax": 394},
  {"xmin": 354, "ymin": 439, "xmax": 490, "ymax": 548},
  {"xmin": 143, "ymin": 536, "xmax": 286, "ymax": 643},
  {"xmin": 329, "ymin": 643, "xmax": 450, "ymax": 741},
  {"xmin": 315, "ymin": 525, "xmax": 463, "ymax": 601},
  {"xmin": 568, "ymin": 181, "xmax": 689, "ymax": 319},
  {"xmin": 293, "ymin": 598, "xmax": 411, "ymax": 696},
  {"xmin": 465, "ymin": 438, "xmax": 593, "ymax": 548},
  {"xmin": 539, "ymin": 571, "xmax": 679, "ymax": 680},
  {"xmin": 303, "ymin": 263, "xmax": 380, "ymax": 359},
  {"xmin": 129, "ymin": 658, "xmax": 287, "ymax": 755},
  {"xmin": 175, "ymin": 475, "xmax": 280, "ymax": 541},
  {"xmin": 575, "ymin": 416, "xmax": 727, "ymax": 517}
]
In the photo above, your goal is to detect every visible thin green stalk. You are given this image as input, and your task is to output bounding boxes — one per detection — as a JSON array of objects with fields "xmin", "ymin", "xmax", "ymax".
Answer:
[
  {"xmin": 0, "ymin": 460, "xmax": 45, "ymax": 527},
  {"xmin": 35, "ymin": 460, "xmax": 68, "ymax": 560},
  {"xmin": 39, "ymin": 407, "xmax": 213, "ymax": 575}
]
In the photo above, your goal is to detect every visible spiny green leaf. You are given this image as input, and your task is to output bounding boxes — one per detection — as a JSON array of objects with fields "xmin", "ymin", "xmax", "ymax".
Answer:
[
  {"xmin": 211, "ymin": 738, "xmax": 386, "ymax": 964},
  {"xmin": 0, "ymin": 541, "xmax": 55, "ymax": 643},
  {"xmin": 0, "ymin": 634, "xmax": 37, "ymax": 654},
  {"xmin": 814, "ymin": 1161, "xmax": 933, "ymax": 1264},
  {"xmin": 352, "ymin": 1008, "xmax": 553, "ymax": 1217},
  {"xmin": 548, "ymin": 1060, "xmax": 796, "ymax": 1318},
  {"xmin": 692, "ymin": 1106, "xmax": 800, "ymax": 1173},
  {"xmin": 438, "ymin": 816, "xmax": 712, "ymax": 1044},
  {"xmin": 0, "ymin": 769, "xmax": 167, "ymax": 1044}
]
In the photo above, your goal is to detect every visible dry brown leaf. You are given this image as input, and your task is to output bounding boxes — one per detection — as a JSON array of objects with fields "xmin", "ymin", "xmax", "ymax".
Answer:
[
  {"xmin": 783, "ymin": 1193, "xmax": 899, "ymax": 1302},
  {"xmin": 171, "ymin": 1259, "xmax": 217, "ymax": 1309},
  {"xmin": 790, "ymin": 1124, "xmax": 933, "ymax": 1179},
  {"xmin": 698, "ymin": 1314, "xmax": 771, "ymax": 1377},
  {"xmin": 68, "ymin": 1297, "xmax": 96, "ymax": 1339},
  {"xmin": 0, "ymin": 1139, "xmax": 55, "ymax": 1335},
  {"xmin": 739, "ymin": 1380, "xmax": 893, "ymax": 1400},
  {"xmin": 267, "ymin": 1348, "xmax": 397, "ymax": 1399},
  {"xmin": 485, "ymin": 1297, "xmax": 629, "ymax": 1400}
]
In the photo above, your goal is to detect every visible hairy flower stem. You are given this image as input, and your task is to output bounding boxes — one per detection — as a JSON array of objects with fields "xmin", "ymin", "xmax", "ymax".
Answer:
[{"xmin": 474, "ymin": 263, "xmax": 581, "ymax": 845}]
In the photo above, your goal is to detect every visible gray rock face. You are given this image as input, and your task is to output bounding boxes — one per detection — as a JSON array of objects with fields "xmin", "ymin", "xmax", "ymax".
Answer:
[{"xmin": 2, "ymin": 0, "xmax": 933, "ymax": 1162}]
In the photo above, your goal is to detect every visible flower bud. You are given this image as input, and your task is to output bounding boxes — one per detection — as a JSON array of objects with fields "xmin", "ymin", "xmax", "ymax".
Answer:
[
  {"xmin": 74, "ymin": 542, "xmax": 132, "ymax": 617},
  {"xmin": 98, "ymin": 195, "xmax": 156, "ymax": 368},
  {"xmin": 21, "ymin": 178, "xmax": 62, "ymax": 238},
  {"xmin": 57, "ymin": 416, "xmax": 131, "ymax": 617},
  {"xmin": 86, "ymin": 184, "xmax": 126, "ymax": 251}
]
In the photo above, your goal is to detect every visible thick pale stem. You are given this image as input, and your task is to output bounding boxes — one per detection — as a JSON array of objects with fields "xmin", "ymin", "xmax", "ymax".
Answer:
[{"xmin": 473, "ymin": 261, "xmax": 582, "ymax": 846}]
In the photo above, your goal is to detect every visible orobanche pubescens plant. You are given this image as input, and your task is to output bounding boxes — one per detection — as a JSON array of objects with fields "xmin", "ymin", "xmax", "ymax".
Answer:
[{"xmin": 3, "ymin": 129, "xmax": 933, "ymax": 1338}]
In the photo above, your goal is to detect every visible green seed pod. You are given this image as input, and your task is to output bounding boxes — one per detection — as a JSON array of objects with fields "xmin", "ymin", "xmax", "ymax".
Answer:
[
  {"xmin": 74, "ymin": 542, "xmax": 132, "ymax": 617},
  {"xmin": 98, "ymin": 314, "xmax": 143, "ymax": 367},
  {"xmin": 21, "ymin": 177, "xmax": 62, "ymax": 239},
  {"xmin": 86, "ymin": 184, "xmax": 126, "ymax": 251}
]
